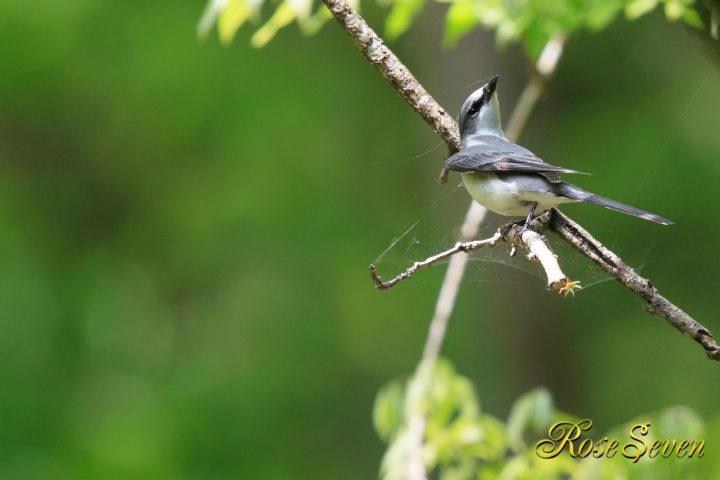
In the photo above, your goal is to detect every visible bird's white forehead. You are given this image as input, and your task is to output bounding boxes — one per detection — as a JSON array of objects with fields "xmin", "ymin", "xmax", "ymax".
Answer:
[
  {"xmin": 462, "ymin": 86, "xmax": 489, "ymax": 110},
  {"xmin": 468, "ymin": 86, "xmax": 485, "ymax": 102}
]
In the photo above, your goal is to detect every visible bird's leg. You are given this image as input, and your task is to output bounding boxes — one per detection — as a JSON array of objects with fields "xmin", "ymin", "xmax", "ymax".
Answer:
[
  {"xmin": 517, "ymin": 202, "xmax": 537, "ymax": 237},
  {"xmin": 509, "ymin": 203, "xmax": 538, "ymax": 256}
]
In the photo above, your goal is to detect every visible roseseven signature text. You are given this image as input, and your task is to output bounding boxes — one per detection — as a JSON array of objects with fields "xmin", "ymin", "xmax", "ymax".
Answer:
[{"xmin": 535, "ymin": 419, "xmax": 704, "ymax": 462}]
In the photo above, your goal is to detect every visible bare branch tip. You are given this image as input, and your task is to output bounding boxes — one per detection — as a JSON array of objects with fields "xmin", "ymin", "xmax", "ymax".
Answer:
[
  {"xmin": 707, "ymin": 349, "xmax": 720, "ymax": 361},
  {"xmin": 369, "ymin": 264, "xmax": 389, "ymax": 290}
]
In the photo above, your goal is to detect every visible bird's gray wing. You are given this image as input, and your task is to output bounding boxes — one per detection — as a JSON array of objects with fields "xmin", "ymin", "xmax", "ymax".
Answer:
[{"xmin": 445, "ymin": 136, "xmax": 589, "ymax": 180}]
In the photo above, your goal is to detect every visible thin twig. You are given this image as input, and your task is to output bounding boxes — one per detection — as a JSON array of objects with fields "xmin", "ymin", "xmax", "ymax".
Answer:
[
  {"xmin": 504, "ymin": 35, "xmax": 566, "ymax": 140},
  {"xmin": 423, "ymin": 201, "xmax": 487, "ymax": 362},
  {"xmin": 370, "ymin": 213, "xmax": 574, "ymax": 294},
  {"xmin": 520, "ymin": 229, "xmax": 569, "ymax": 292},
  {"xmin": 370, "ymin": 232, "xmax": 503, "ymax": 289}
]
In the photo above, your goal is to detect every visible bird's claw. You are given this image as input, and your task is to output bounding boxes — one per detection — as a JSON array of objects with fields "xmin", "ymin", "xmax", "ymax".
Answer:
[{"xmin": 512, "ymin": 225, "xmax": 527, "ymax": 246}]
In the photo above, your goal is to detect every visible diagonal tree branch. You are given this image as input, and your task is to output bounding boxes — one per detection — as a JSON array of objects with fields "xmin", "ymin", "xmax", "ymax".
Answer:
[
  {"xmin": 550, "ymin": 209, "xmax": 720, "ymax": 360},
  {"xmin": 322, "ymin": 0, "xmax": 460, "ymax": 163}
]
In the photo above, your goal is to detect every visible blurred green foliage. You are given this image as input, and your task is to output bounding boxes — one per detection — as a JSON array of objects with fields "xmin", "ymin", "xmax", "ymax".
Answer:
[{"xmin": 200, "ymin": 0, "xmax": 704, "ymax": 57}]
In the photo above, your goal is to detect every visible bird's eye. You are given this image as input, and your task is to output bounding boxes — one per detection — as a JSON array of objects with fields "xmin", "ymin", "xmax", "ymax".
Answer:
[{"xmin": 467, "ymin": 99, "xmax": 482, "ymax": 117}]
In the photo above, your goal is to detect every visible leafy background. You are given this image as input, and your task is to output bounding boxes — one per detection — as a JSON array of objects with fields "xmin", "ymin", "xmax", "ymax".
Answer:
[{"xmin": 1, "ymin": 0, "xmax": 720, "ymax": 478}]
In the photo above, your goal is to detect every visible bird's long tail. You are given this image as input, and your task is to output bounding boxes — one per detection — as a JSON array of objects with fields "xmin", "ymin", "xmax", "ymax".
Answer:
[{"xmin": 560, "ymin": 184, "xmax": 673, "ymax": 225}]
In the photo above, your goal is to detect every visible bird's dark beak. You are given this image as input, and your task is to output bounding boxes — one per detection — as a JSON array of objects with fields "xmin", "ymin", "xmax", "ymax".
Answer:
[{"xmin": 486, "ymin": 75, "xmax": 498, "ymax": 95}]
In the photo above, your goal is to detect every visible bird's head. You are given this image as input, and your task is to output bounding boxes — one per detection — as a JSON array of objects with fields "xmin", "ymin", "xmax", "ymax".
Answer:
[{"xmin": 458, "ymin": 75, "xmax": 503, "ymax": 143}]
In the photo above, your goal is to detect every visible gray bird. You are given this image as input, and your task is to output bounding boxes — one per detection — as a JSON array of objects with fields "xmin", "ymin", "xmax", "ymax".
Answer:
[{"xmin": 445, "ymin": 76, "xmax": 672, "ymax": 229}]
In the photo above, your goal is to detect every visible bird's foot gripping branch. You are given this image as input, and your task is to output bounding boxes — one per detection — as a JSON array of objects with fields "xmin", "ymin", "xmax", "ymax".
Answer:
[{"xmin": 370, "ymin": 211, "xmax": 578, "ymax": 297}]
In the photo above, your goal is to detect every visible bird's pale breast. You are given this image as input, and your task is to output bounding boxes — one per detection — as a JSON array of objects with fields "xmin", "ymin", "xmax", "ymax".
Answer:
[{"xmin": 461, "ymin": 172, "xmax": 576, "ymax": 217}]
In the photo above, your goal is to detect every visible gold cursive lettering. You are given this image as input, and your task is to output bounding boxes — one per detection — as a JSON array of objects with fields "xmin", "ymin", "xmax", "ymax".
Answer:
[
  {"xmin": 622, "ymin": 423, "xmax": 650, "ymax": 463},
  {"xmin": 535, "ymin": 419, "xmax": 705, "ymax": 461},
  {"xmin": 688, "ymin": 440, "xmax": 705, "ymax": 458},
  {"xmin": 535, "ymin": 419, "xmax": 593, "ymax": 459}
]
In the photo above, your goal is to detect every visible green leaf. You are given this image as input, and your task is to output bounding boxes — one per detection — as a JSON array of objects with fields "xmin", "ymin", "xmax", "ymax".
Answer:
[
  {"xmin": 438, "ymin": 458, "xmax": 476, "ymax": 480},
  {"xmin": 625, "ymin": 0, "xmax": 659, "ymax": 20},
  {"xmin": 586, "ymin": 0, "xmax": 624, "ymax": 31},
  {"xmin": 664, "ymin": 0, "xmax": 687, "ymax": 20},
  {"xmin": 506, "ymin": 388, "xmax": 554, "ymax": 453},
  {"xmin": 298, "ymin": 6, "xmax": 332, "ymax": 36},
  {"xmin": 379, "ymin": 428, "xmax": 413, "ymax": 480},
  {"xmin": 423, "ymin": 360, "xmax": 480, "ymax": 434},
  {"xmin": 474, "ymin": 415, "xmax": 508, "ymax": 461},
  {"xmin": 385, "ymin": 0, "xmax": 427, "ymax": 41},
  {"xmin": 653, "ymin": 405, "xmax": 704, "ymax": 439},
  {"xmin": 197, "ymin": 0, "xmax": 228, "ymax": 39},
  {"xmin": 681, "ymin": 7, "xmax": 704, "ymax": 29},
  {"xmin": 496, "ymin": 18, "xmax": 521, "ymax": 45},
  {"xmin": 251, "ymin": 2, "xmax": 296, "ymax": 48},
  {"xmin": 218, "ymin": 0, "xmax": 251, "ymax": 45},
  {"xmin": 443, "ymin": 1, "xmax": 480, "ymax": 48},
  {"xmin": 287, "ymin": 0, "xmax": 313, "ymax": 20},
  {"xmin": 373, "ymin": 379, "xmax": 407, "ymax": 441},
  {"xmin": 521, "ymin": 21, "xmax": 552, "ymax": 62}
]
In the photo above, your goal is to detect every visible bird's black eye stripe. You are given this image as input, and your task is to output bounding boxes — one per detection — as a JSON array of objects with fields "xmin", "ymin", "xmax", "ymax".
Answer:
[{"xmin": 467, "ymin": 98, "xmax": 482, "ymax": 117}]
